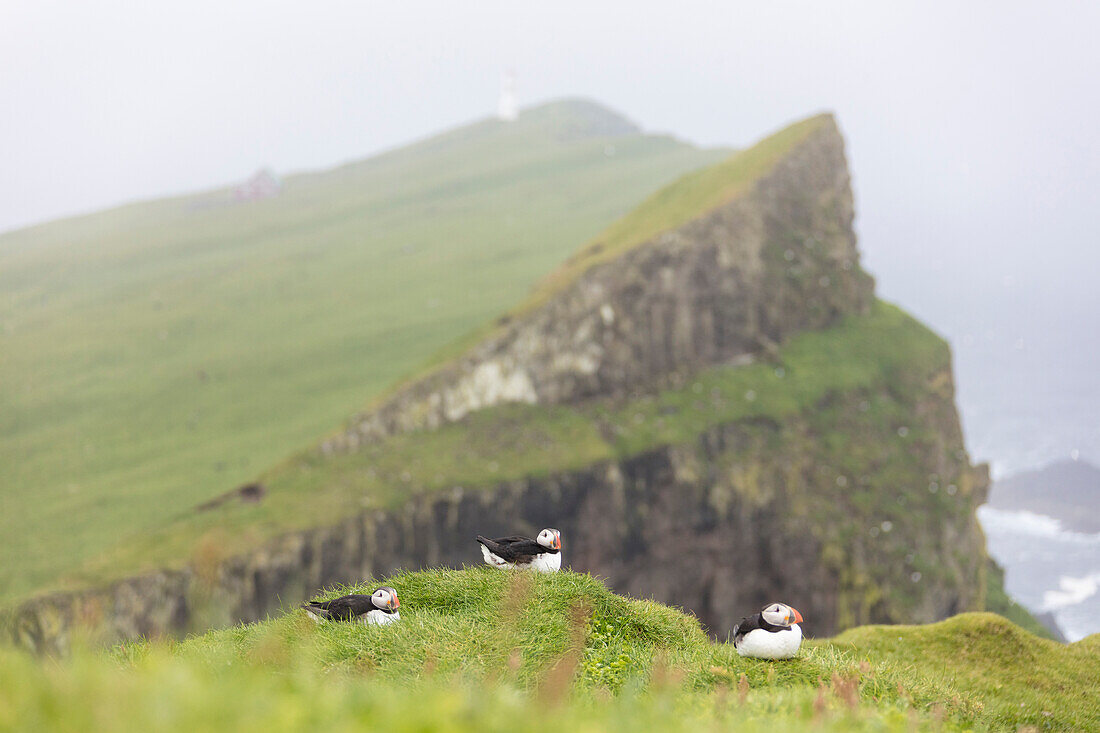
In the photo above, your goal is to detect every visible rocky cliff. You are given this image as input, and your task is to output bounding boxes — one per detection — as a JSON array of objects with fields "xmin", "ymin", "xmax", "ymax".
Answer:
[
  {"xmin": 6, "ymin": 113, "xmax": 991, "ymax": 654},
  {"xmin": 332, "ymin": 114, "xmax": 873, "ymax": 448}
]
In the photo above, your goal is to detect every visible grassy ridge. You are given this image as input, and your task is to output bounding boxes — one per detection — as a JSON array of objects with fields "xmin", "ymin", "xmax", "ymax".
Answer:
[
  {"xmin": 2, "ymin": 569, "xmax": 1096, "ymax": 731},
  {"xmin": 74, "ymin": 301, "xmax": 949, "ymax": 589},
  {"xmin": 0, "ymin": 100, "xmax": 725, "ymax": 602}
]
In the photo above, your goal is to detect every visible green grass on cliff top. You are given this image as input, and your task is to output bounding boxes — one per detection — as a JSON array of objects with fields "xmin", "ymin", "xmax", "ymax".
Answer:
[
  {"xmin": 2, "ymin": 569, "xmax": 1097, "ymax": 732},
  {"xmin": 519, "ymin": 112, "xmax": 831, "ymax": 314},
  {"xmin": 0, "ymin": 99, "xmax": 726, "ymax": 603},
  {"xmin": 75, "ymin": 300, "xmax": 951, "ymax": 590}
]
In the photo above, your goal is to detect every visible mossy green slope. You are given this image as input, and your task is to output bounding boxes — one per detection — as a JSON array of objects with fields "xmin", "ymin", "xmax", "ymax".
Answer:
[
  {"xmin": 834, "ymin": 613, "xmax": 1100, "ymax": 730},
  {"xmin": 0, "ymin": 100, "xmax": 725, "ymax": 602},
  {"xmin": 2, "ymin": 570, "xmax": 1096, "ymax": 731}
]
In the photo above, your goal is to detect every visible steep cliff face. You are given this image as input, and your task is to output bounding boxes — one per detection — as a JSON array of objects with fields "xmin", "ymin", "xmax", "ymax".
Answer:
[
  {"xmin": 335, "ymin": 115, "xmax": 873, "ymax": 447},
  {"xmin": 7, "ymin": 113, "xmax": 991, "ymax": 654}
]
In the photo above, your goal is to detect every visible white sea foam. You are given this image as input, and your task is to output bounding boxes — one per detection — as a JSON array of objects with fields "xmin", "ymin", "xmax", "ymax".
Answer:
[
  {"xmin": 978, "ymin": 505, "xmax": 1100, "ymax": 640},
  {"xmin": 1041, "ymin": 573, "xmax": 1100, "ymax": 612},
  {"xmin": 976, "ymin": 506, "xmax": 1100, "ymax": 544}
]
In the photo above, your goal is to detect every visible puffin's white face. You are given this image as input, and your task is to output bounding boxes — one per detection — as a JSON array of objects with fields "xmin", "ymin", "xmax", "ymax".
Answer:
[
  {"xmin": 537, "ymin": 528, "xmax": 562, "ymax": 550},
  {"xmin": 372, "ymin": 587, "xmax": 400, "ymax": 612},
  {"xmin": 761, "ymin": 602, "xmax": 803, "ymax": 627}
]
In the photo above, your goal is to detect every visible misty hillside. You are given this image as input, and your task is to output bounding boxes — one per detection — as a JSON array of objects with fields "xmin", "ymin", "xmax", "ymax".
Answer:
[{"xmin": 0, "ymin": 99, "xmax": 725, "ymax": 602}]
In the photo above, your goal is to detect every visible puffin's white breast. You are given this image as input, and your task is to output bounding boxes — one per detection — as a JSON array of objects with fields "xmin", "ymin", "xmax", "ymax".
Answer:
[
  {"xmin": 364, "ymin": 609, "xmax": 400, "ymax": 626},
  {"xmin": 736, "ymin": 624, "xmax": 802, "ymax": 659},
  {"xmin": 530, "ymin": 552, "xmax": 562, "ymax": 573}
]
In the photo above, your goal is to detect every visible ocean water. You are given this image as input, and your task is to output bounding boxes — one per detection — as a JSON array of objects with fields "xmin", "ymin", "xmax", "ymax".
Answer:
[{"xmin": 977, "ymin": 505, "xmax": 1100, "ymax": 642}]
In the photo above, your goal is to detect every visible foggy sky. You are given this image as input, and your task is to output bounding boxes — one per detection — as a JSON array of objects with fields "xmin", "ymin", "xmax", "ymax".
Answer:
[{"xmin": 3, "ymin": 1, "xmax": 1098, "ymax": 473}]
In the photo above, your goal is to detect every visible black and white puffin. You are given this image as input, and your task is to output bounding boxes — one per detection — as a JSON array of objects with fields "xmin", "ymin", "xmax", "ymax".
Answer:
[
  {"xmin": 476, "ymin": 528, "xmax": 562, "ymax": 572},
  {"xmin": 733, "ymin": 602, "xmax": 804, "ymax": 659},
  {"xmin": 301, "ymin": 586, "xmax": 401, "ymax": 625}
]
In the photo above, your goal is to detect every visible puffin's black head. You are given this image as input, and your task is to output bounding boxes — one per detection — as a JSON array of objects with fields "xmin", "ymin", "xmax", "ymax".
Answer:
[
  {"xmin": 761, "ymin": 602, "xmax": 803, "ymax": 627},
  {"xmin": 371, "ymin": 586, "xmax": 400, "ymax": 612},
  {"xmin": 536, "ymin": 528, "xmax": 561, "ymax": 550}
]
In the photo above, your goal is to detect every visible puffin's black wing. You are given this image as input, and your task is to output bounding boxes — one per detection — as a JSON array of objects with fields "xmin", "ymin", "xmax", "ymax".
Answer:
[
  {"xmin": 733, "ymin": 614, "xmax": 762, "ymax": 645},
  {"xmin": 476, "ymin": 535, "xmax": 543, "ymax": 563},
  {"xmin": 491, "ymin": 535, "xmax": 534, "ymax": 546},
  {"xmin": 303, "ymin": 594, "xmax": 374, "ymax": 621}
]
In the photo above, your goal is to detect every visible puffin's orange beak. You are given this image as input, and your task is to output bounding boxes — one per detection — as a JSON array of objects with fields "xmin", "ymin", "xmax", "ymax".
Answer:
[
  {"xmin": 790, "ymin": 607, "xmax": 803, "ymax": 624},
  {"xmin": 390, "ymin": 594, "xmax": 400, "ymax": 610},
  {"xmin": 554, "ymin": 533, "xmax": 562, "ymax": 550}
]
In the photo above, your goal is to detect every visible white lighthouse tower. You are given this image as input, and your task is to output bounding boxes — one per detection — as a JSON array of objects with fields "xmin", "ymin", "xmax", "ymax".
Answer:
[{"xmin": 497, "ymin": 69, "xmax": 518, "ymax": 122}]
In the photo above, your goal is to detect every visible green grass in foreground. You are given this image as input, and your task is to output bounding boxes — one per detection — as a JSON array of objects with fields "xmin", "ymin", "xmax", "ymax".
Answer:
[
  {"xmin": 75, "ymin": 300, "xmax": 948, "ymax": 588},
  {"xmin": 0, "ymin": 99, "xmax": 725, "ymax": 602},
  {"xmin": 2, "ymin": 569, "xmax": 1097, "ymax": 731}
]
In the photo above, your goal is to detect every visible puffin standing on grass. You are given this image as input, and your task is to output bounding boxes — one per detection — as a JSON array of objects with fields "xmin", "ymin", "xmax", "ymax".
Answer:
[
  {"xmin": 476, "ymin": 528, "xmax": 562, "ymax": 572},
  {"xmin": 302, "ymin": 586, "xmax": 401, "ymax": 625},
  {"xmin": 733, "ymin": 602, "xmax": 804, "ymax": 659}
]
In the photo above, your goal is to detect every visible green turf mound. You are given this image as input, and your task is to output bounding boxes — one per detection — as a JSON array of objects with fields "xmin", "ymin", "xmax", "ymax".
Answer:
[
  {"xmin": 3, "ymin": 569, "xmax": 1097, "ymax": 731},
  {"xmin": 133, "ymin": 572, "xmax": 1100, "ymax": 730},
  {"xmin": 181, "ymin": 568, "xmax": 705, "ymax": 689},
  {"xmin": 832, "ymin": 613, "xmax": 1100, "ymax": 729}
]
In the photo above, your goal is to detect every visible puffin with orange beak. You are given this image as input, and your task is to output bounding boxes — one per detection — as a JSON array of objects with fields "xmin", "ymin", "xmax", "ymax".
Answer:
[
  {"xmin": 476, "ymin": 528, "xmax": 562, "ymax": 572},
  {"xmin": 733, "ymin": 602, "xmax": 805, "ymax": 659},
  {"xmin": 302, "ymin": 586, "xmax": 401, "ymax": 625}
]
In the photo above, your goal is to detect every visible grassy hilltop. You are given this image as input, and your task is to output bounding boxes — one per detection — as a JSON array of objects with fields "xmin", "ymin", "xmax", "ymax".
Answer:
[
  {"xmin": 2, "ymin": 569, "xmax": 1097, "ymax": 731},
  {"xmin": 0, "ymin": 100, "xmax": 725, "ymax": 602}
]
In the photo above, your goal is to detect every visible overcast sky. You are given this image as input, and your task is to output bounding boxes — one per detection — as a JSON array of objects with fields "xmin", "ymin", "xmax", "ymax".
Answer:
[{"xmin": 2, "ymin": 0, "xmax": 1098, "ymax": 472}]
